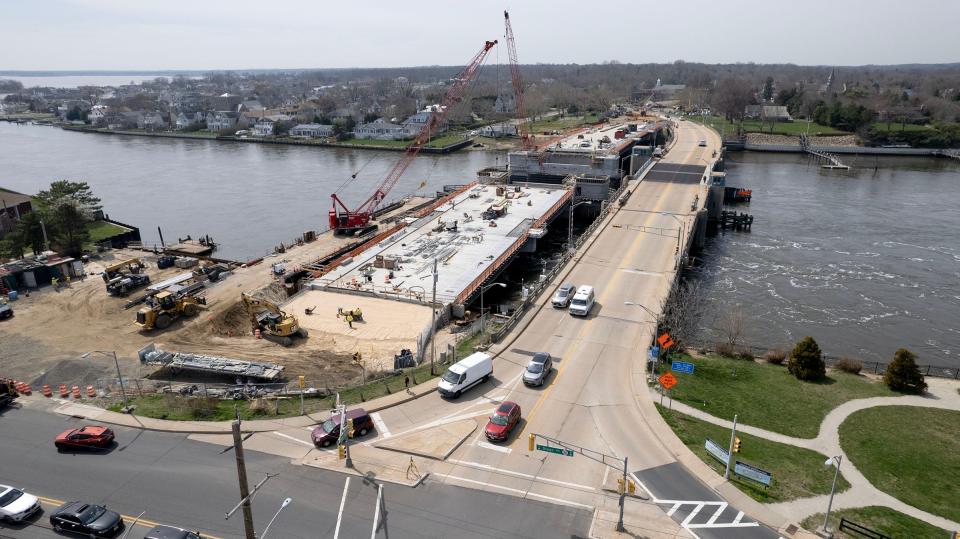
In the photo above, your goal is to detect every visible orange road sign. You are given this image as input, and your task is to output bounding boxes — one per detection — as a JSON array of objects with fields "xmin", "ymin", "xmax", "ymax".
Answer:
[
  {"xmin": 658, "ymin": 372, "xmax": 678, "ymax": 390},
  {"xmin": 657, "ymin": 333, "xmax": 675, "ymax": 349}
]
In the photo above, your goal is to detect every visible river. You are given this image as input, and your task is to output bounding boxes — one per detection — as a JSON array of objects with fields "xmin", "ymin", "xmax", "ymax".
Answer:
[
  {"xmin": 691, "ymin": 152, "xmax": 960, "ymax": 368},
  {"xmin": 1, "ymin": 74, "xmax": 187, "ymax": 88},
  {"xmin": 0, "ymin": 123, "xmax": 501, "ymax": 260}
]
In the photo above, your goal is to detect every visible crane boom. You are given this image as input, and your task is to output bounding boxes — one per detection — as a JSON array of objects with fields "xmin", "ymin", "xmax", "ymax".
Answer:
[
  {"xmin": 504, "ymin": 11, "xmax": 533, "ymax": 150},
  {"xmin": 330, "ymin": 39, "xmax": 498, "ymax": 235}
]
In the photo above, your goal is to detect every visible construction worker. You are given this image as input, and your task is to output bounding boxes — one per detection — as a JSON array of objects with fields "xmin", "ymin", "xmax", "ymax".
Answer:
[{"xmin": 346, "ymin": 314, "xmax": 354, "ymax": 328}]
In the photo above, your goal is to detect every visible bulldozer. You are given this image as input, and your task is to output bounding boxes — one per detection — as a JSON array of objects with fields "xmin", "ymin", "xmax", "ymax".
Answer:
[
  {"xmin": 135, "ymin": 289, "xmax": 206, "ymax": 330},
  {"xmin": 241, "ymin": 292, "xmax": 307, "ymax": 346}
]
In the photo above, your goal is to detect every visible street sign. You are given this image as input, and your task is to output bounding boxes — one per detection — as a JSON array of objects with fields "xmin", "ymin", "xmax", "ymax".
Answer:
[
  {"xmin": 657, "ymin": 332, "xmax": 675, "ymax": 349},
  {"xmin": 536, "ymin": 444, "xmax": 574, "ymax": 457},
  {"xmin": 735, "ymin": 461, "xmax": 773, "ymax": 486},
  {"xmin": 671, "ymin": 360, "xmax": 695, "ymax": 374},
  {"xmin": 658, "ymin": 372, "xmax": 677, "ymax": 390},
  {"xmin": 649, "ymin": 346, "xmax": 660, "ymax": 359},
  {"xmin": 705, "ymin": 438, "xmax": 730, "ymax": 464}
]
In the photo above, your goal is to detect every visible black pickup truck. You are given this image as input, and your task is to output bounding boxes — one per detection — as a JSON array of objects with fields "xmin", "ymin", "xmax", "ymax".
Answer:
[{"xmin": 0, "ymin": 380, "xmax": 17, "ymax": 409}]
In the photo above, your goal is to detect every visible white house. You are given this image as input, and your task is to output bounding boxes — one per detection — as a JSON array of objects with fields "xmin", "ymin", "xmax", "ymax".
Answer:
[
  {"xmin": 206, "ymin": 111, "xmax": 243, "ymax": 132},
  {"xmin": 479, "ymin": 122, "xmax": 518, "ymax": 138},
  {"xmin": 175, "ymin": 112, "xmax": 204, "ymax": 130},
  {"xmin": 402, "ymin": 104, "xmax": 447, "ymax": 137},
  {"xmin": 253, "ymin": 118, "xmax": 275, "ymax": 137},
  {"xmin": 290, "ymin": 123, "xmax": 334, "ymax": 138},
  {"xmin": 139, "ymin": 112, "xmax": 168, "ymax": 130},
  {"xmin": 354, "ymin": 118, "xmax": 409, "ymax": 140},
  {"xmin": 88, "ymin": 107, "xmax": 108, "ymax": 125}
]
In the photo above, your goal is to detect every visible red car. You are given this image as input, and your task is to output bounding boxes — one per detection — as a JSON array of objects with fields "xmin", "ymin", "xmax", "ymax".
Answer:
[
  {"xmin": 55, "ymin": 425, "xmax": 115, "ymax": 450},
  {"xmin": 485, "ymin": 401, "xmax": 521, "ymax": 442}
]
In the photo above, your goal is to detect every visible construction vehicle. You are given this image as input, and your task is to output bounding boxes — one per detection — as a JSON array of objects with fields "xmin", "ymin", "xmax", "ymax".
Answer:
[
  {"xmin": 241, "ymin": 292, "xmax": 307, "ymax": 346},
  {"xmin": 103, "ymin": 258, "xmax": 150, "ymax": 296},
  {"xmin": 135, "ymin": 289, "xmax": 206, "ymax": 330},
  {"xmin": 0, "ymin": 379, "xmax": 17, "ymax": 410},
  {"xmin": 329, "ymin": 39, "xmax": 498, "ymax": 236}
]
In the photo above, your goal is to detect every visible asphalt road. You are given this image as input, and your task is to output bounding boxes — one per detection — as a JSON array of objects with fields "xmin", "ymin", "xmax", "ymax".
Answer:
[{"xmin": 0, "ymin": 406, "xmax": 591, "ymax": 538}]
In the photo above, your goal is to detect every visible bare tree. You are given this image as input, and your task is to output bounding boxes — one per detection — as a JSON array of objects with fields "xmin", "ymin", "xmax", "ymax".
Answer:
[
  {"xmin": 717, "ymin": 306, "xmax": 745, "ymax": 348},
  {"xmin": 711, "ymin": 78, "xmax": 755, "ymax": 122},
  {"xmin": 660, "ymin": 280, "xmax": 708, "ymax": 351}
]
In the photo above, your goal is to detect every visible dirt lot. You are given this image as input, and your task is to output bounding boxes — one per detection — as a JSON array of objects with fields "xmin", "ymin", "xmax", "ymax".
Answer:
[{"xmin": 0, "ymin": 218, "xmax": 437, "ymax": 390}]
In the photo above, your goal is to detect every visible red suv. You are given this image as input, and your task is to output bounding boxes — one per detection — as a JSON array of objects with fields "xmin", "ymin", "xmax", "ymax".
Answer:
[
  {"xmin": 55, "ymin": 426, "xmax": 115, "ymax": 451},
  {"xmin": 485, "ymin": 402, "xmax": 521, "ymax": 442},
  {"xmin": 311, "ymin": 409, "xmax": 374, "ymax": 447}
]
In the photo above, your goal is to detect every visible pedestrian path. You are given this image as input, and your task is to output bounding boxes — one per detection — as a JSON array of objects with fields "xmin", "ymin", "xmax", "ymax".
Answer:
[{"xmin": 651, "ymin": 377, "xmax": 960, "ymax": 531}]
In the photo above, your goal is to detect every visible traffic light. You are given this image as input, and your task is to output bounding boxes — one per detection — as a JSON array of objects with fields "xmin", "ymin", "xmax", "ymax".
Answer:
[
  {"xmin": 617, "ymin": 478, "xmax": 625, "ymax": 494},
  {"xmin": 298, "ymin": 375, "xmax": 305, "ymax": 389},
  {"xmin": 528, "ymin": 433, "xmax": 535, "ymax": 452},
  {"xmin": 627, "ymin": 480, "xmax": 636, "ymax": 495},
  {"xmin": 733, "ymin": 437, "xmax": 742, "ymax": 453},
  {"xmin": 338, "ymin": 444, "xmax": 346, "ymax": 460},
  {"xmin": 347, "ymin": 418, "xmax": 355, "ymax": 438}
]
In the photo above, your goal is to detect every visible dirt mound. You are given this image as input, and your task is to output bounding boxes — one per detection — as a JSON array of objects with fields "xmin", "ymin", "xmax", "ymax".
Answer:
[
  {"xmin": 208, "ymin": 300, "xmax": 251, "ymax": 337},
  {"xmin": 33, "ymin": 358, "xmax": 114, "ymax": 388}
]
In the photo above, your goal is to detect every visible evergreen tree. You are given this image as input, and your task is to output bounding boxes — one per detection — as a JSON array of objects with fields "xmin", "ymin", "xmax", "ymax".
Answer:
[
  {"xmin": 884, "ymin": 348, "xmax": 927, "ymax": 394},
  {"xmin": 788, "ymin": 336, "xmax": 826, "ymax": 381}
]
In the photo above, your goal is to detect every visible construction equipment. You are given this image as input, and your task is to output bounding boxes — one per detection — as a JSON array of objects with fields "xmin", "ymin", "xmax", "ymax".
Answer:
[
  {"xmin": 504, "ymin": 11, "xmax": 533, "ymax": 151},
  {"xmin": 241, "ymin": 292, "xmax": 307, "ymax": 347},
  {"xmin": 0, "ymin": 379, "xmax": 17, "ymax": 410},
  {"xmin": 337, "ymin": 307, "xmax": 363, "ymax": 322},
  {"xmin": 135, "ymin": 289, "xmax": 206, "ymax": 330},
  {"xmin": 103, "ymin": 258, "xmax": 150, "ymax": 296},
  {"xmin": 329, "ymin": 39, "xmax": 498, "ymax": 236}
]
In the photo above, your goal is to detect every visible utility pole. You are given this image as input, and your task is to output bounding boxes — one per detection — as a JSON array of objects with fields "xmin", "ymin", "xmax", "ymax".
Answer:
[
  {"xmin": 725, "ymin": 414, "xmax": 738, "ymax": 480},
  {"xmin": 617, "ymin": 456, "xmax": 629, "ymax": 532},
  {"xmin": 232, "ymin": 420, "xmax": 256, "ymax": 539},
  {"xmin": 429, "ymin": 258, "xmax": 437, "ymax": 375}
]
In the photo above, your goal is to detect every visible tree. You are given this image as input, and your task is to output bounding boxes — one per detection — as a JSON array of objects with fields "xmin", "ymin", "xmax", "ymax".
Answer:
[
  {"xmin": 883, "ymin": 348, "xmax": 927, "ymax": 394},
  {"xmin": 711, "ymin": 78, "xmax": 755, "ymax": 122},
  {"xmin": 66, "ymin": 105, "xmax": 83, "ymax": 121},
  {"xmin": 660, "ymin": 280, "xmax": 708, "ymax": 351},
  {"xmin": 717, "ymin": 306, "xmax": 745, "ymax": 348},
  {"xmin": 762, "ymin": 76, "xmax": 775, "ymax": 101},
  {"xmin": 35, "ymin": 180, "xmax": 102, "ymax": 257},
  {"xmin": 788, "ymin": 336, "xmax": 826, "ymax": 381}
]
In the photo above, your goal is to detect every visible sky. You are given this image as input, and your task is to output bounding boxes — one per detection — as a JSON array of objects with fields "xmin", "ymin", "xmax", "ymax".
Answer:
[{"xmin": 1, "ymin": 0, "xmax": 959, "ymax": 71}]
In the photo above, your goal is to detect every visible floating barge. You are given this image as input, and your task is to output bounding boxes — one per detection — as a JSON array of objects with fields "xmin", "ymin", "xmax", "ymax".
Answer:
[{"xmin": 138, "ymin": 344, "xmax": 285, "ymax": 381}]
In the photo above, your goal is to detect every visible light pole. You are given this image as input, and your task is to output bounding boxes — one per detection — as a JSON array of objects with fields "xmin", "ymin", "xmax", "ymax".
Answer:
[
  {"xmin": 567, "ymin": 199, "xmax": 593, "ymax": 249},
  {"xmin": 480, "ymin": 282, "xmax": 507, "ymax": 345},
  {"xmin": 819, "ymin": 455, "xmax": 843, "ymax": 538},
  {"xmin": 624, "ymin": 301, "xmax": 662, "ymax": 373},
  {"xmin": 81, "ymin": 350, "xmax": 127, "ymax": 410},
  {"xmin": 659, "ymin": 212, "xmax": 684, "ymax": 270},
  {"xmin": 261, "ymin": 497, "xmax": 292, "ymax": 539}
]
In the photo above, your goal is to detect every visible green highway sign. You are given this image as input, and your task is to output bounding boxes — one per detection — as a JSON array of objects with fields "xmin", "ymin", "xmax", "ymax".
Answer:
[{"xmin": 536, "ymin": 444, "xmax": 574, "ymax": 457}]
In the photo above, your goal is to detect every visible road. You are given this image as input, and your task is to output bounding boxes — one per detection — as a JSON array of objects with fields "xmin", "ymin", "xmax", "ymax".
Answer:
[{"xmin": 0, "ymin": 407, "xmax": 590, "ymax": 538}]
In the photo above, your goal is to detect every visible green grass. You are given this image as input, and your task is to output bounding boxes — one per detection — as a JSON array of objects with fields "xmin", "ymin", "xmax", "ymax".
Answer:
[
  {"xmin": 684, "ymin": 114, "xmax": 849, "ymax": 136},
  {"xmin": 662, "ymin": 354, "xmax": 894, "ymax": 438},
  {"xmin": 107, "ymin": 362, "xmax": 439, "ymax": 421},
  {"xmin": 340, "ymin": 131, "xmax": 470, "ymax": 149},
  {"xmin": 0, "ymin": 112, "xmax": 56, "ymax": 120},
  {"xmin": 869, "ymin": 122, "xmax": 932, "ymax": 133},
  {"xmin": 840, "ymin": 406, "xmax": 960, "ymax": 523},
  {"xmin": 657, "ymin": 405, "xmax": 850, "ymax": 502},
  {"xmin": 87, "ymin": 220, "xmax": 130, "ymax": 242},
  {"xmin": 801, "ymin": 506, "xmax": 949, "ymax": 539},
  {"xmin": 528, "ymin": 114, "xmax": 600, "ymax": 134}
]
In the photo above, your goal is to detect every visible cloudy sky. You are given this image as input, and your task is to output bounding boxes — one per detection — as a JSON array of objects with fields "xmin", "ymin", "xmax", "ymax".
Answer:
[{"xmin": 2, "ymin": 0, "xmax": 958, "ymax": 70}]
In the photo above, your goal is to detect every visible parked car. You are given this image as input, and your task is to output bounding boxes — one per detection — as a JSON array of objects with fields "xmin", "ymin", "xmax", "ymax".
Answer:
[
  {"xmin": 437, "ymin": 352, "xmax": 493, "ymax": 398},
  {"xmin": 523, "ymin": 353, "xmax": 553, "ymax": 387},
  {"xmin": 143, "ymin": 524, "xmax": 203, "ymax": 539},
  {"xmin": 485, "ymin": 401, "xmax": 521, "ymax": 442},
  {"xmin": 49, "ymin": 501, "xmax": 124, "ymax": 537},
  {"xmin": 54, "ymin": 425, "xmax": 115, "ymax": 451},
  {"xmin": 311, "ymin": 408, "xmax": 374, "ymax": 448},
  {"xmin": 0, "ymin": 484, "xmax": 41, "ymax": 522},
  {"xmin": 551, "ymin": 284, "xmax": 577, "ymax": 308},
  {"xmin": 698, "ymin": 139, "xmax": 707, "ymax": 147},
  {"xmin": 0, "ymin": 304, "xmax": 12, "ymax": 320}
]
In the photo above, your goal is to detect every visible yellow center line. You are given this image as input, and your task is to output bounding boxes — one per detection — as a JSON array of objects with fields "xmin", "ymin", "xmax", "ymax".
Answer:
[
  {"xmin": 38, "ymin": 495, "xmax": 224, "ymax": 539},
  {"xmin": 513, "ymin": 179, "xmax": 680, "ymax": 443}
]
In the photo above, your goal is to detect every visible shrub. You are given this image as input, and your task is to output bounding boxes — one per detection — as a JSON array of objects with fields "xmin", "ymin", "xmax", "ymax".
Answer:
[
  {"xmin": 788, "ymin": 336, "xmax": 826, "ymax": 381},
  {"xmin": 883, "ymin": 348, "xmax": 927, "ymax": 394},
  {"xmin": 735, "ymin": 347, "xmax": 755, "ymax": 361},
  {"xmin": 833, "ymin": 357, "xmax": 863, "ymax": 375},
  {"xmin": 714, "ymin": 342, "xmax": 735, "ymax": 357},
  {"xmin": 187, "ymin": 397, "xmax": 220, "ymax": 419},
  {"xmin": 764, "ymin": 348, "xmax": 787, "ymax": 365}
]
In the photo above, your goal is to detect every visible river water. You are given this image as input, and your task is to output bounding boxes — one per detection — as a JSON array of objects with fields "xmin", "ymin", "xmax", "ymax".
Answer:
[
  {"xmin": 0, "ymin": 122, "xmax": 501, "ymax": 260},
  {"xmin": 691, "ymin": 152, "xmax": 960, "ymax": 368}
]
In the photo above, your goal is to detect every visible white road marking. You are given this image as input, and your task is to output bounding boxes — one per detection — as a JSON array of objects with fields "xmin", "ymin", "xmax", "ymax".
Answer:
[
  {"xmin": 733, "ymin": 511, "xmax": 744, "ymax": 524},
  {"xmin": 333, "ymin": 477, "xmax": 350, "ymax": 539},
  {"xmin": 688, "ymin": 521, "xmax": 760, "ymax": 529},
  {"xmin": 270, "ymin": 431, "xmax": 314, "ymax": 448},
  {"xmin": 447, "ymin": 459, "xmax": 598, "ymax": 492},
  {"xmin": 369, "ymin": 483, "xmax": 383, "ymax": 539},
  {"xmin": 667, "ymin": 503, "xmax": 681, "ymax": 517},
  {"xmin": 370, "ymin": 412, "xmax": 390, "ymax": 439},
  {"xmin": 706, "ymin": 503, "xmax": 726, "ymax": 525},
  {"xmin": 434, "ymin": 473, "xmax": 594, "ymax": 511},
  {"xmin": 476, "ymin": 441, "xmax": 512, "ymax": 454},
  {"xmin": 682, "ymin": 503, "xmax": 704, "ymax": 526}
]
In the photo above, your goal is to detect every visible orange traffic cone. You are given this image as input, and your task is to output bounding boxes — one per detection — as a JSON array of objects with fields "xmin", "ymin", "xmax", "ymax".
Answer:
[
  {"xmin": 86, "ymin": 386, "xmax": 96, "ymax": 398},
  {"xmin": 59, "ymin": 384, "xmax": 69, "ymax": 398},
  {"xmin": 43, "ymin": 384, "xmax": 52, "ymax": 397},
  {"xmin": 255, "ymin": 329, "xmax": 262, "ymax": 339},
  {"xmin": 72, "ymin": 386, "xmax": 81, "ymax": 399}
]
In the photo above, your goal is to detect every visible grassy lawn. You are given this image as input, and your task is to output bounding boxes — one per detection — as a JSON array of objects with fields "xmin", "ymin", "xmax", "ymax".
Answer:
[
  {"xmin": 662, "ymin": 354, "xmax": 894, "ymax": 438},
  {"xmin": 839, "ymin": 406, "xmax": 960, "ymax": 523},
  {"xmin": 801, "ymin": 506, "xmax": 949, "ymax": 539},
  {"xmin": 869, "ymin": 122, "xmax": 932, "ymax": 133},
  {"xmin": 340, "ymin": 131, "xmax": 470, "ymax": 149},
  {"xmin": 657, "ymin": 405, "xmax": 849, "ymax": 503},
  {"xmin": 108, "ymin": 362, "xmax": 439, "ymax": 421},
  {"xmin": 529, "ymin": 114, "xmax": 600, "ymax": 133},
  {"xmin": 0, "ymin": 112, "xmax": 56, "ymax": 120},
  {"xmin": 87, "ymin": 220, "xmax": 130, "ymax": 242},
  {"xmin": 684, "ymin": 114, "xmax": 849, "ymax": 136}
]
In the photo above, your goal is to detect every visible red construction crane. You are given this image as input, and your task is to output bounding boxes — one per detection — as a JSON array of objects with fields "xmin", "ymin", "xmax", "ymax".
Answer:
[
  {"xmin": 504, "ymin": 11, "xmax": 533, "ymax": 151},
  {"xmin": 329, "ymin": 39, "xmax": 498, "ymax": 235}
]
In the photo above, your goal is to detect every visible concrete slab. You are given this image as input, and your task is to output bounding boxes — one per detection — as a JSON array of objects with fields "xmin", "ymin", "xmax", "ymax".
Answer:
[
  {"xmin": 375, "ymin": 418, "xmax": 477, "ymax": 460},
  {"xmin": 299, "ymin": 444, "xmax": 429, "ymax": 488},
  {"xmin": 589, "ymin": 505, "xmax": 694, "ymax": 539}
]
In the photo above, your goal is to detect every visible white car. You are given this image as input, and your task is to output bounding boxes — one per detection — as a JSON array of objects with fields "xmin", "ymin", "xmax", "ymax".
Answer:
[{"xmin": 0, "ymin": 484, "xmax": 41, "ymax": 522}]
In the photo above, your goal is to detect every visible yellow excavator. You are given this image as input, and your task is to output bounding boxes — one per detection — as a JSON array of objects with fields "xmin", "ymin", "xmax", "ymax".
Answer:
[
  {"xmin": 135, "ymin": 289, "xmax": 206, "ymax": 330},
  {"xmin": 241, "ymin": 292, "xmax": 307, "ymax": 346}
]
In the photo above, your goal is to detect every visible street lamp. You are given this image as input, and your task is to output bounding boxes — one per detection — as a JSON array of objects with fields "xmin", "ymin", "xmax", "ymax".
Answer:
[
  {"xmin": 81, "ymin": 350, "xmax": 127, "ymax": 410},
  {"xmin": 567, "ymin": 199, "xmax": 593, "ymax": 249},
  {"xmin": 819, "ymin": 455, "xmax": 843, "ymax": 538},
  {"xmin": 261, "ymin": 497, "xmax": 292, "ymax": 539},
  {"xmin": 624, "ymin": 301, "xmax": 663, "ymax": 373},
  {"xmin": 480, "ymin": 282, "xmax": 507, "ymax": 344},
  {"xmin": 659, "ymin": 212, "xmax": 684, "ymax": 270}
]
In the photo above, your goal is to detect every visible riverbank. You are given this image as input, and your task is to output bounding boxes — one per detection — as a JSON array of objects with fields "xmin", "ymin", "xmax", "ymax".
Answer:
[{"xmin": 60, "ymin": 124, "xmax": 477, "ymax": 153}]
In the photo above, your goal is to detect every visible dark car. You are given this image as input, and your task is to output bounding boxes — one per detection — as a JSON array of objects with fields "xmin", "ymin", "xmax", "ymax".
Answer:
[
  {"xmin": 311, "ymin": 408, "xmax": 374, "ymax": 448},
  {"xmin": 485, "ymin": 401, "xmax": 521, "ymax": 442},
  {"xmin": 143, "ymin": 524, "xmax": 203, "ymax": 539},
  {"xmin": 523, "ymin": 352, "xmax": 553, "ymax": 387},
  {"xmin": 49, "ymin": 501, "xmax": 124, "ymax": 538},
  {"xmin": 55, "ymin": 425, "xmax": 115, "ymax": 450},
  {"xmin": 0, "ymin": 304, "xmax": 12, "ymax": 320}
]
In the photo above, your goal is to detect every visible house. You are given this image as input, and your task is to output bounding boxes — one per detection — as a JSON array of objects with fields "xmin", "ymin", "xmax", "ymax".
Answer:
[
  {"xmin": 206, "ymin": 111, "xmax": 244, "ymax": 132},
  {"xmin": 494, "ymin": 95, "xmax": 514, "ymax": 114},
  {"xmin": 175, "ymin": 112, "xmax": 204, "ymax": 130},
  {"xmin": 88, "ymin": 107, "xmax": 108, "ymax": 125},
  {"xmin": 0, "ymin": 187, "xmax": 34, "ymax": 238},
  {"xmin": 253, "ymin": 118, "xmax": 275, "ymax": 137},
  {"xmin": 238, "ymin": 99, "xmax": 264, "ymax": 112},
  {"xmin": 105, "ymin": 111, "xmax": 142, "ymax": 130},
  {"xmin": 354, "ymin": 118, "xmax": 409, "ymax": 140},
  {"xmin": 138, "ymin": 112, "xmax": 169, "ymax": 130},
  {"xmin": 290, "ymin": 123, "xmax": 334, "ymax": 138},
  {"xmin": 744, "ymin": 105, "xmax": 792, "ymax": 121},
  {"xmin": 479, "ymin": 122, "xmax": 518, "ymax": 138},
  {"xmin": 402, "ymin": 105, "xmax": 447, "ymax": 136}
]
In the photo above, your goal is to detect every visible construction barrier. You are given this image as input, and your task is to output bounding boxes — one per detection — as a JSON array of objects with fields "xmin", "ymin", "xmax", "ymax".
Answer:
[
  {"xmin": 72, "ymin": 385, "xmax": 81, "ymax": 399},
  {"xmin": 59, "ymin": 384, "xmax": 69, "ymax": 398},
  {"xmin": 254, "ymin": 329, "xmax": 262, "ymax": 339},
  {"xmin": 18, "ymin": 382, "xmax": 31, "ymax": 396},
  {"xmin": 42, "ymin": 384, "xmax": 52, "ymax": 397},
  {"xmin": 86, "ymin": 386, "xmax": 96, "ymax": 398}
]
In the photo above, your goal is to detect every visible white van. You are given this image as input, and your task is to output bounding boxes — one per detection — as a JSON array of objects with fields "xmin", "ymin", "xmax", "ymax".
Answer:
[
  {"xmin": 568, "ymin": 285, "xmax": 595, "ymax": 316},
  {"xmin": 437, "ymin": 352, "xmax": 493, "ymax": 398}
]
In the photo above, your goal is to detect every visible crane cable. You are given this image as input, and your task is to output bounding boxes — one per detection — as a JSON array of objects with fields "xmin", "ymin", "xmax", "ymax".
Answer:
[{"xmin": 332, "ymin": 152, "xmax": 380, "ymax": 195}]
